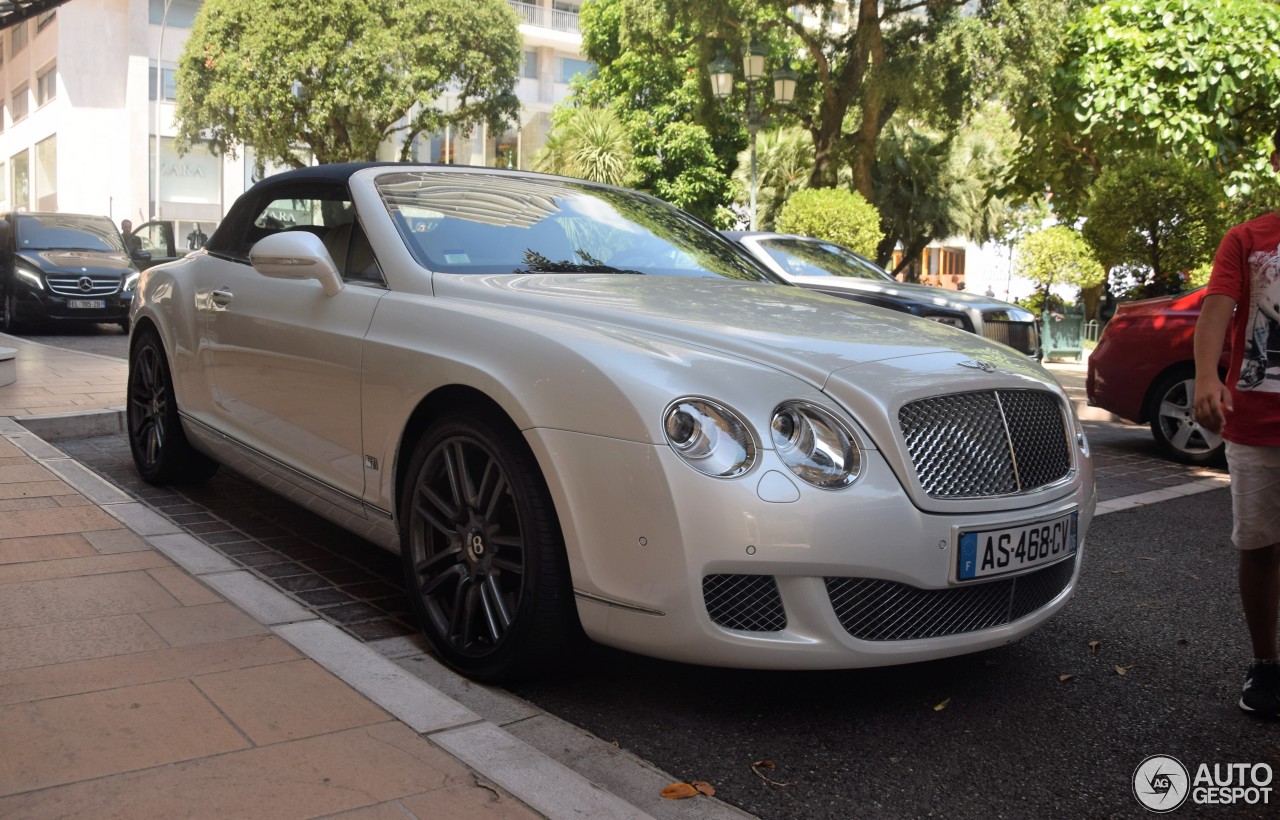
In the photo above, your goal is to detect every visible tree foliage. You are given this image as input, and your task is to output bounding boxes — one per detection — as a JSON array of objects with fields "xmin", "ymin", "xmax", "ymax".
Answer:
[
  {"xmin": 1081, "ymin": 154, "xmax": 1225, "ymax": 297},
  {"xmin": 731, "ymin": 127, "xmax": 814, "ymax": 230},
  {"xmin": 534, "ymin": 107, "xmax": 638, "ymax": 187},
  {"xmin": 775, "ymin": 188, "xmax": 883, "ymax": 258},
  {"xmin": 1015, "ymin": 226, "xmax": 1106, "ymax": 305},
  {"xmin": 174, "ymin": 0, "xmax": 521, "ymax": 167},
  {"xmin": 1015, "ymin": 0, "xmax": 1280, "ymax": 217}
]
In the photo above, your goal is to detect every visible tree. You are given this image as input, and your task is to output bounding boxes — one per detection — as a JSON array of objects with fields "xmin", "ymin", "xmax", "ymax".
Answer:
[
  {"xmin": 775, "ymin": 188, "xmax": 883, "ymax": 258},
  {"xmin": 1081, "ymin": 155, "xmax": 1225, "ymax": 298},
  {"xmin": 1015, "ymin": 0, "xmax": 1280, "ymax": 218},
  {"xmin": 174, "ymin": 0, "xmax": 521, "ymax": 167},
  {"xmin": 534, "ymin": 107, "xmax": 638, "ymax": 187},
  {"xmin": 1015, "ymin": 226, "xmax": 1106, "ymax": 313}
]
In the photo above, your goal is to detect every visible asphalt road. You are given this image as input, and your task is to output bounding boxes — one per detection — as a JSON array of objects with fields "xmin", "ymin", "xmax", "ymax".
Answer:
[{"xmin": 18, "ymin": 326, "xmax": 1276, "ymax": 818}]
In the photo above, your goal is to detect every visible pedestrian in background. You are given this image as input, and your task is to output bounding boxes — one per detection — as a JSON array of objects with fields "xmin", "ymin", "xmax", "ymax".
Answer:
[
  {"xmin": 1193, "ymin": 127, "xmax": 1280, "ymax": 718},
  {"xmin": 120, "ymin": 219, "xmax": 141, "ymax": 255}
]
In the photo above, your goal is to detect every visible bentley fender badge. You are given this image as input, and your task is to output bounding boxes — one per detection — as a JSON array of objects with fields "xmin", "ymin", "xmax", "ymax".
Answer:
[{"xmin": 957, "ymin": 360, "xmax": 997, "ymax": 373}]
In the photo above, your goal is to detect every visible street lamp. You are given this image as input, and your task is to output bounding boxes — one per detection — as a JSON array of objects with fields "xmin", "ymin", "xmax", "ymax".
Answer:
[{"xmin": 709, "ymin": 38, "xmax": 797, "ymax": 230}]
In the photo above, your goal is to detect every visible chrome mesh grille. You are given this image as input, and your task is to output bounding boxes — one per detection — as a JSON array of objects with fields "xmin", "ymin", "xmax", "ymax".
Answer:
[
  {"xmin": 703, "ymin": 574, "xmax": 787, "ymax": 632},
  {"xmin": 825, "ymin": 557, "xmax": 1077, "ymax": 641},
  {"xmin": 898, "ymin": 389, "xmax": 1071, "ymax": 498},
  {"xmin": 46, "ymin": 274, "xmax": 122, "ymax": 297}
]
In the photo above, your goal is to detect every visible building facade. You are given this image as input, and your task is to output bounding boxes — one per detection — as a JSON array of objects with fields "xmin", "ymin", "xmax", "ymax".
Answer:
[{"xmin": 0, "ymin": 0, "xmax": 588, "ymax": 240}]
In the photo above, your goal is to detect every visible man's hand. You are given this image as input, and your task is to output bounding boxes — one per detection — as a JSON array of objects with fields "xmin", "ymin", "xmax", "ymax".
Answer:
[{"xmin": 1194, "ymin": 375, "xmax": 1233, "ymax": 433}]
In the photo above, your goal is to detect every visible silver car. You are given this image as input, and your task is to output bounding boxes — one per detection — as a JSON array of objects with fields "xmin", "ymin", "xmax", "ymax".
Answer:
[{"xmin": 128, "ymin": 164, "xmax": 1093, "ymax": 681}]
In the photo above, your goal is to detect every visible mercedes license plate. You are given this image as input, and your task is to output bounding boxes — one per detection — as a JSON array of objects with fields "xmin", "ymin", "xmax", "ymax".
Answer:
[
  {"xmin": 957, "ymin": 512, "xmax": 1077, "ymax": 581},
  {"xmin": 67, "ymin": 299, "xmax": 106, "ymax": 309}
]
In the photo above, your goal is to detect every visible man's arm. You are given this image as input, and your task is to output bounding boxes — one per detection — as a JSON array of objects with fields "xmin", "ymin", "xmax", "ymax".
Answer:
[{"xmin": 1193, "ymin": 293, "xmax": 1236, "ymax": 433}]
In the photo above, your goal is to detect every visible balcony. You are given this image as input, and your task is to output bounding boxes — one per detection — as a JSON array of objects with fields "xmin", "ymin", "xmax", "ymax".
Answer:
[{"xmin": 508, "ymin": 1, "xmax": 580, "ymax": 34}]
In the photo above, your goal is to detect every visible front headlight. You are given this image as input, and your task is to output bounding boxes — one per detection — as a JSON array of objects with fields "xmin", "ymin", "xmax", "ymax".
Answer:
[
  {"xmin": 123, "ymin": 271, "xmax": 140, "ymax": 292},
  {"xmin": 663, "ymin": 398, "xmax": 757, "ymax": 478},
  {"xmin": 770, "ymin": 401, "xmax": 861, "ymax": 488},
  {"xmin": 14, "ymin": 260, "xmax": 43, "ymax": 290}
]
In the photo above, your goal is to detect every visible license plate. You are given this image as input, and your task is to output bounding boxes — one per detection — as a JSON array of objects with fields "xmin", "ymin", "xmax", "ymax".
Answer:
[
  {"xmin": 67, "ymin": 299, "xmax": 105, "ymax": 309},
  {"xmin": 957, "ymin": 512, "xmax": 1077, "ymax": 581}
]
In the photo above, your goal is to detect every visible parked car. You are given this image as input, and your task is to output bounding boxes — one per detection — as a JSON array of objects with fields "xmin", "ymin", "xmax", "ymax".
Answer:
[
  {"xmin": 1087, "ymin": 286, "xmax": 1227, "ymax": 464},
  {"xmin": 724, "ymin": 231, "xmax": 1042, "ymax": 359},
  {"xmin": 0, "ymin": 211, "xmax": 157, "ymax": 333},
  {"xmin": 129, "ymin": 164, "xmax": 1094, "ymax": 681}
]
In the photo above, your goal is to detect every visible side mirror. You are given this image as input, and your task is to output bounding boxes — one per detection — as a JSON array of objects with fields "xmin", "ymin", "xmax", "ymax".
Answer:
[
  {"xmin": 248, "ymin": 231, "xmax": 342, "ymax": 297},
  {"xmin": 131, "ymin": 249, "xmax": 152, "ymax": 265}
]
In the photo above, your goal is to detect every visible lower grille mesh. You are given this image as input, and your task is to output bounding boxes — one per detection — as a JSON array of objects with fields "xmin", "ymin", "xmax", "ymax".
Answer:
[
  {"xmin": 825, "ymin": 557, "xmax": 1077, "ymax": 641},
  {"xmin": 703, "ymin": 574, "xmax": 787, "ymax": 632}
]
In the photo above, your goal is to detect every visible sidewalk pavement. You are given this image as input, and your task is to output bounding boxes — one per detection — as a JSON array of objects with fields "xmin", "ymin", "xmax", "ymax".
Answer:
[{"xmin": 0, "ymin": 333, "xmax": 669, "ymax": 819}]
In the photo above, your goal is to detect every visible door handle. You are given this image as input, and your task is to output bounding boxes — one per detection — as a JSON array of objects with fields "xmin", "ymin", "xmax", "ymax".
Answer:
[{"xmin": 210, "ymin": 289, "xmax": 233, "ymax": 308}]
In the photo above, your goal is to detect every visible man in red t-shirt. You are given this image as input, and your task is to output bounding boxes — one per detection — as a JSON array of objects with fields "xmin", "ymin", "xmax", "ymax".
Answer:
[{"xmin": 1195, "ymin": 130, "xmax": 1280, "ymax": 717}]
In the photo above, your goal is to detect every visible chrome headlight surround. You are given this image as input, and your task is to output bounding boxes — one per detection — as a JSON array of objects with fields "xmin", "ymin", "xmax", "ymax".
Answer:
[
  {"xmin": 770, "ymin": 401, "xmax": 861, "ymax": 489},
  {"xmin": 122, "ymin": 271, "xmax": 141, "ymax": 292},
  {"xmin": 662, "ymin": 397, "xmax": 758, "ymax": 478}
]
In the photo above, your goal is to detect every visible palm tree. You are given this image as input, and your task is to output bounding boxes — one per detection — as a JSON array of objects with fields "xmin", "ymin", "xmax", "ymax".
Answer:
[{"xmin": 534, "ymin": 107, "xmax": 637, "ymax": 187}]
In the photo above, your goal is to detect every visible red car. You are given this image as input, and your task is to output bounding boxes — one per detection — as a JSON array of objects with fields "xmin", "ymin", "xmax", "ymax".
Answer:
[{"xmin": 1087, "ymin": 287, "xmax": 1227, "ymax": 464}]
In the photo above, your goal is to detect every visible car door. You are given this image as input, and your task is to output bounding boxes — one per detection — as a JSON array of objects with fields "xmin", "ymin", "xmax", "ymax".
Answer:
[
  {"xmin": 202, "ymin": 183, "xmax": 386, "ymax": 509},
  {"xmin": 130, "ymin": 220, "xmax": 179, "ymax": 269}
]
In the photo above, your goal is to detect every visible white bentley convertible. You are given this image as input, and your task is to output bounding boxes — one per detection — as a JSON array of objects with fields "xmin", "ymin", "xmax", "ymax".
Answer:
[{"xmin": 128, "ymin": 164, "xmax": 1095, "ymax": 680}]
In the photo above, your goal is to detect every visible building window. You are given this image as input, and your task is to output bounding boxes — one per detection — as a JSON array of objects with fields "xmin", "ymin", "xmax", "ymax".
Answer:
[
  {"xmin": 10, "ymin": 21, "xmax": 26, "ymax": 56},
  {"xmin": 148, "ymin": 65, "xmax": 178, "ymax": 102},
  {"xmin": 521, "ymin": 50, "xmax": 538, "ymax": 80},
  {"xmin": 11, "ymin": 85, "xmax": 28, "ymax": 123},
  {"xmin": 556, "ymin": 57, "xmax": 594, "ymax": 84},
  {"xmin": 35, "ymin": 134, "xmax": 55, "ymax": 211},
  {"xmin": 36, "ymin": 63, "xmax": 56, "ymax": 107},
  {"xmin": 36, "ymin": 11, "xmax": 56, "ymax": 32},
  {"xmin": 11, "ymin": 150, "xmax": 29, "ymax": 211},
  {"xmin": 149, "ymin": 0, "xmax": 201, "ymax": 28}
]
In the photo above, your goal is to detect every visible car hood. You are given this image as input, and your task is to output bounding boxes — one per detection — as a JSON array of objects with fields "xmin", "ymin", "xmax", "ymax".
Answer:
[
  {"xmin": 788, "ymin": 275, "xmax": 1032, "ymax": 317},
  {"xmin": 438, "ymin": 273, "xmax": 1050, "ymax": 389},
  {"xmin": 16, "ymin": 248, "xmax": 135, "ymax": 275}
]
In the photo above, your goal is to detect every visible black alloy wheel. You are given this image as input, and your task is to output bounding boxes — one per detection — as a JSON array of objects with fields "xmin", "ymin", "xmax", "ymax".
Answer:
[
  {"xmin": 1147, "ymin": 369, "xmax": 1225, "ymax": 465},
  {"xmin": 127, "ymin": 330, "xmax": 219, "ymax": 484},
  {"xmin": 400, "ymin": 412, "xmax": 577, "ymax": 681}
]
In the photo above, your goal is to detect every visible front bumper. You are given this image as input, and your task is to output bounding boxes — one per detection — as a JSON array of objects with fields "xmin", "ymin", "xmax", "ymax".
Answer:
[
  {"xmin": 13, "ymin": 284, "xmax": 132, "ymax": 324},
  {"xmin": 528, "ymin": 428, "xmax": 1094, "ymax": 669}
]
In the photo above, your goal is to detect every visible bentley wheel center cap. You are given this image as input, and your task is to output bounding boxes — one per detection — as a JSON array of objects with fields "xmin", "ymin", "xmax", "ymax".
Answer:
[{"xmin": 467, "ymin": 532, "xmax": 486, "ymax": 560}]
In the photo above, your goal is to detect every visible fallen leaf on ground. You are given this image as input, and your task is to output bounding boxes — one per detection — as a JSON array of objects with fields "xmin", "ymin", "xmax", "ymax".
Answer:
[
  {"xmin": 1177, "ymin": 638, "xmax": 1190, "ymax": 645},
  {"xmin": 934, "ymin": 698, "xmax": 950, "ymax": 711},
  {"xmin": 1059, "ymin": 673, "xmax": 1076, "ymax": 682},
  {"xmin": 1110, "ymin": 569, "xmax": 1126, "ymax": 575},
  {"xmin": 1115, "ymin": 665, "xmax": 1135, "ymax": 676},
  {"xmin": 751, "ymin": 760, "xmax": 791, "ymax": 788},
  {"xmin": 693, "ymin": 781, "xmax": 716, "ymax": 797},
  {"xmin": 661, "ymin": 783, "xmax": 698, "ymax": 800},
  {"xmin": 1089, "ymin": 640, "xmax": 1102, "ymax": 653},
  {"xmin": 1139, "ymin": 556, "xmax": 1156, "ymax": 561}
]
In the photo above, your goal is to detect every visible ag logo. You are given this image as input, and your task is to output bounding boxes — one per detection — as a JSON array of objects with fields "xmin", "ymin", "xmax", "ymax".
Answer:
[{"xmin": 1134, "ymin": 755, "xmax": 1190, "ymax": 812}]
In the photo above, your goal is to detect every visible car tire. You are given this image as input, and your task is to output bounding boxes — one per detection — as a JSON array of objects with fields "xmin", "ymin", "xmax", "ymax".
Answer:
[
  {"xmin": 119, "ymin": 317, "xmax": 131, "ymax": 335},
  {"xmin": 1147, "ymin": 368, "xmax": 1225, "ymax": 465},
  {"xmin": 127, "ymin": 330, "xmax": 219, "ymax": 484},
  {"xmin": 1, "ymin": 288, "xmax": 18, "ymax": 333},
  {"xmin": 399, "ymin": 410, "xmax": 579, "ymax": 681}
]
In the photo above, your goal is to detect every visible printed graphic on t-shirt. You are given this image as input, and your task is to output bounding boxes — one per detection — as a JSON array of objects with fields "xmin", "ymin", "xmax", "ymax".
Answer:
[{"xmin": 1240, "ymin": 247, "xmax": 1280, "ymax": 391}]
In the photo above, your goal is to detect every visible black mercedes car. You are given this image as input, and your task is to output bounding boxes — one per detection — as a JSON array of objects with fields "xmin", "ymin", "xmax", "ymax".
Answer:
[
  {"xmin": 0, "ymin": 212, "xmax": 153, "ymax": 332},
  {"xmin": 725, "ymin": 231, "xmax": 1042, "ymax": 359}
]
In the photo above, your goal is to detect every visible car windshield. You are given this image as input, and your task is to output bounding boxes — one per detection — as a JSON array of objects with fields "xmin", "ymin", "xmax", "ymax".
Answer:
[
  {"xmin": 14, "ymin": 214, "xmax": 125, "ymax": 253},
  {"xmin": 375, "ymin": 172, "xmax": 777, "ymax": 282},
  {"xmin": 757, "ymin": 238, "xmax": 892, "ymax": 281}
]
